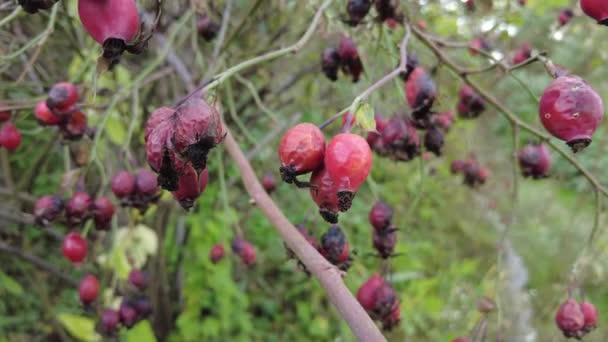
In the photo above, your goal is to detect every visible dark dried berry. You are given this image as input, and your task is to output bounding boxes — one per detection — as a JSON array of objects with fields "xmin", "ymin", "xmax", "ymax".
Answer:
[
  {"xmin": 518, "ymin": 143, "xmax": 552, "ymax": 178},
  {"xmin": 99, "ymin": 309, "xmax": 120, "ymax": 335},
  {"xmin": 374, "ymin": 282, "xmax": 398, "ymax": 319},
  {"xmin": 457, "ymin": 85, "xmax": 486, "ymax": 119},
  {"xmin": 369, "ymin": 200, "xmax": 393, "ymax": 231},
  {"xmin": 346, "ymin": 0, "xmax": 372, "ymax": 26},
  {"xmin": 405, "ymin": 67, "xmax": 436, "ymax": 116},
  {"xmin": 261, "ymin": 172, "xmax": 277, "ymax": 194},
  {"xmin": 172, "ymin": 166, "xmax": 209, "ymax": 210},
  {"xmin": 366, "ymin": 113, "xmax": 389, "ymax": 151},
  {"xmin": 375, "ymin": 0, "xmax": 400, "ymax": 23},
  {"xmin": 92, "ymin": 197, "xmax": 115, "ymax": 230},
  {"xmin": 119, "ymin": 301, "xmax": 138, "ymax": 328},
  {"xmin": 321, "ymin": 47, "xmax": 341, "ymax": 81},
  {"xmin": 424, "ymin": 127, "xmax": 444, "ymax": 156},
  {"xmin": 451, "ymin": 160, "xmax": 465, "ymax": 174},
  {"xmin": 132, "ymin": 296, "xmax": 153, "ymax": 318},
  {"xmin": 128, "ymin": 269, "xmax": 148, "ymax": 290},
  {"xmin": 399, "ymin": 53, "xmax": 419, "ymax": 81},
  {"xmin": 319, "ymin": 225, "xmax": 351, "ymax": 270},
  {"xmin": 34, "ymin": 195, "xmax": 63, "ymax": 226},
  {"xmin": 209, "ymin": 244, "xmax": 225, "ymax": 263},
  {"xmin": 18, "ymin": 0, "xmax": 58, "ymax": 14},
  {"xmin": 373, "ymin": 226, "xmax": 397, "ymax": 258},
  {"xmin": 338, "ymin": 37, "xmax": 364, "ymax": 82},
  {"xmin": 380, "ymin": 115, "xmax": 420, "ymax": 161},
  {"xmin": 197, "ymin": 15, "xmax": 220, "ymax": 41},
  {"xmin": 232, "ymin": 238, "xmax": 256, "ymax": 266},
  {"xmin": 65, "ymin": 192, "xmax": 92, "ymax": 226},
  {"xmin": 111, "ymin": 170, "xmax": 136, "ymax": 199}
]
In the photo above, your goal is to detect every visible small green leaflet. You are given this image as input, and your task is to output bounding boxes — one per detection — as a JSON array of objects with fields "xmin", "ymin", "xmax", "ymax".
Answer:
[{"xmin": 354, "ymin": 102, "xmax": 376, "ymax": 132}]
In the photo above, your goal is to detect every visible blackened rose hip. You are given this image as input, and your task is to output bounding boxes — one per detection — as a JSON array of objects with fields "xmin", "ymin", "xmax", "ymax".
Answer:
[
  {"xmin": 321, "ymin": 47, "xmax": 341, "ymax": 81},
  {"xmin": 539, "ymin": 75, "xmax": 604, "ymax": 152},
  {"xmin": 337, "ymin": 37, "xmax": 364, "ymax": 82},
  {"xmin": 47, "ymin": 82, "xmax": 78, "ymax": 112},
  {"xmin": 369, "ymin": 200, "xmax": 393, "ymax": 231},
  {"xmin": 319, "ymin": 225, "xmax": 351, "ymax": 271},
  {"xmin": 518, "ymin": 143, "xmax": 552, "ymax": 178},
  {"xmin": 405, "ymin": 67, "xmax": 436, "ymax": 115},
  {"xmin": 279, "ymin": 123, "xmax": 325, "ymax": 186}
]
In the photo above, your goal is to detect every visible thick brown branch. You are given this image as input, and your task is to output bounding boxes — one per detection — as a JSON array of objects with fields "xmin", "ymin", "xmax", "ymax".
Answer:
[{"xmin": 223, "ymin": 128, "xmax": 386, "ymax": 342}]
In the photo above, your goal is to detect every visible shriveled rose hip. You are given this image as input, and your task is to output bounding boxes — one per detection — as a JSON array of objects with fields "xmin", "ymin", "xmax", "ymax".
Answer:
[
  {"xmin": 172, "ymin": 166, "xmax": 209, "ymax": 210},
  {"xmin": 369, "ymin": 200, "xmax": 393, "ymax": 231},
  {"xmin": 99, "ymin": 309, "xmax": 120, "ymax": 335},
  {"xmin": 321, "ymin": 47, "xmax": 341, "ymax": 81},
  {"xmin": 356, "ymin": 274, "xmax": 384, "ymax": 312},
  {"xmin": 128, "ymin": 269, "xmax": 148, "ymax": 290},
  {"xmin": 405, "ymin": 67, "xmax": 436, "ymax": 115},
  {"xmin": 338, "ymin": 37, "xmax": 364, "ymax": 82},
  {"xmin": 555, "ymin": 298, "xmax": 585, "ymax": 338},
  {"xmin": 47, "ymin": 82, "xmax": 78, "ymax": 112},
  {"xmin": 373, "ymin": 226, "xmax": 397, "ymax": 258},
  {"xmin": 310, "ymin": 167, "xmax": 340, "ymax": 223},
  {"xmin": 319, "ymin": 225, "xmax": 351, "ymax": 270},
  {"xmin": 346, "ymin": 0, "xmax": 372, "ymax": 26},
  {"xmin": 232, "ymin": 238, "xmax": 256, "ymax": 266},
  {"xmin": 518, "ymin": 143, "xmax": 552, "ymax": 179}
]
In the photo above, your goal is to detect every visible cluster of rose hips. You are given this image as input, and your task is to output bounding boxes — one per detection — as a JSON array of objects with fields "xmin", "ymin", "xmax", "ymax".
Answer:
[
  {"xmin": 555, "ymin": 296, "xmax": 598, "ymax": 339},
  {"xmin": 285, "ymin": 224, "xmax": 352, "ymax": 273},
  {"xmin": 35, "ymin": 191, "xmax": 115, "ymax": 231},
  {"xmin": 456, "ymin": 85, "xmax": 486, "ymax": 119},
  {"xmin": 322, "ymin": 37, "xmax": 364, "ymax": 83},
  {"xmin": 95, "ymin": 269, "xmax": 153, "ymax": 336},
  {"xmin": 208, "ymin": 239, "xmax": 257, "ymax": 266},
  {"xmin": 450, "ymin": 158, "xmax": 489, "ymax": 188},
  {"xmin": 369, "ymin": 200, "xmax": 397, "ymax": 258},
  {"xmin": 34, "ymin": 82, "xmax": 92, "ymax": 141},
  {"xmin": 279, "ymin": 122, "xmax": 372, "ymax": 223},
  {"xmin": 518, "ymin": 142, "xmax": 552, "ymax": 179},
  {"xmin": 197, "ymin": 14, "xmax": 220, "ymax": 41},
  {"xmin": 344, "ymin": 0, "xmax": 402, "ymax": 28},
  {"xmin": 145, "ymin": 98, "xmax": 222, "ymax": 209},
  {"xmin": 356, "ymin": 274, "xmax": 400, "ymax": 330},
  {"xmin": 110, "ymin": 168, "xmax": 161, "ymax": 211},
  {"xmin": 0, "ymin": 109, "xmax": 21, "ymax": 152}
]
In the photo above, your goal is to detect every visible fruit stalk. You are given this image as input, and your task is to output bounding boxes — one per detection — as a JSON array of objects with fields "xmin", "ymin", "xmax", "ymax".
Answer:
[{"xmin": 223, "ymin": 127, "xmax": 386, "ymax": 341}]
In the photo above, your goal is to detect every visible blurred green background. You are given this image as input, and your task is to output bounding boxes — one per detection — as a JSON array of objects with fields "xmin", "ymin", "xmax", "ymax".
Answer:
[{"xmin": 1, "ymin": 0, "xmax": 608, "ymax": 341}]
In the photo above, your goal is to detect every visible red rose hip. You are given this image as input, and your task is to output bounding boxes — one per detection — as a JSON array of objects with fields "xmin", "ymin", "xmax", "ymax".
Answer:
[
  {"xmin": 555, "ymin": 298, "xmax": 585, "ymax": 338},
  {"xmin": 0, "ymin": 123, "xmax": 21, "ymax": 152},
  {"xmin": 279, "ymin": 123, "xmax": 326, "ymax": 186},
  {"xmin": 78, "ymin": 274, "xmax": 99, "ymax": 305},
  {"xmin": 209, "ymin": 244, "xmax": 225, "ymax": 263},
  {"xmin": 62, "ymin": 232, "xmax": 88, "ymax": 263},
  {"xmin": 581, "ymin": 0, "xmax": 608, "ymax": 25},
  {"xmin": 539, "ymin": 75, "xmax": 604, "ymax": 152},
  {"xmin": 92, "ymin": 197, "xmax": 115, "ymax": 230},
  {"xmin": 34, "ymin": 195, "xmax": 64, "ymax": 226},
  {"xmin": 310, "ymin": 167, "xmax": 341, "ymax": 223},
  {"xmin": 111, "ymin": 170, "xmax": 136, "ymax": 198},
  {"xmin": 356, "ymin": 274, "xmax": 384, "ymax": 312},
  {"xmin": 580, "ymin": 301, "xmax": 598, "ymax": 333},
  {"xmin": 35, "ymin": 100, "xmax": 61, "ymax": 125}
]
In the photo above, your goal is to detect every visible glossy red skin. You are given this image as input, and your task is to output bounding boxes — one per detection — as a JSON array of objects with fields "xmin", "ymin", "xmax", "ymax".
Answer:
[
  {"xmin": 325, "ymin": 133, "xmax": 372, "ymax": 191},
  {"xmin": 66, "ymin": 192, "xmax": 93, "ymax": 220},
  {"xmin": 111, "ymin": 170, "xmax": 136, "ymax": 198},
  {"xmin": 100, "ymin": 309, "xmax": 120, "ymax": 334},
  {"xmin": 580, "ymin": 302, "xmax": 598, "ymax": 330},
  {"xmin": 356, "ymin": 274, "xmax": 384, "ymax": 312},
  {"xmin": 555, "ymin": 299, "xmax": 585, "ymax": 336},
  {"xmin": 309, "ymin": 167, "xmax": 340, "ymax": 213},
  {"xmin": 369, "ymin": 200, "xmax": 393, "ymax": 230},
  {"xmin": 79, "ymin": 274, "xmax": 99, "ymax": 304},
  {"xmin": 172, "ymin": 166, "xmax": 209, "ymax": 209},
  {"xmin": 62, "ymin": 232, "xmax": 88, "ymax": 263},
  {"xmin": 279, "ymin": 123, "xmax": 325, "ymax": 174},
  {"xmin": 581, "ymin": 0, "xmax": 608, "ymax": 24},
  {"xmin": 78, "ymin": 0, "xmax": 140, "ymax": 44},
  {"xmin": 0, "ymin": 123, "xmax": 21, "ymax": 152},
  {"xmin": 512, "ymin": 43, "xmax": 532, "ymax": 65},
  {"xmin": 405, "ymin": 67, "xmax": 436, "ymax": 109},
  {"xmin": 539, "ymin": 75, "xmax": 604, "ymax": 143},
  {"xmin": 128, "ymin": 269, "xmax": 148, "ymax": 290},
  {"xmin": 93, "ymin": 197, "xmax": 115, "ymax": 230},
  {"xmin": 209, "ymin": 244, "xmax": 225, "ymax": 263},
  {"xmin": 134, "ymin": 168, "xmax": 158, "ymax": 196},
  {"xmin": 47, "ymin": 82, "xmax": 78, "ymax": 111},
  {"xmin": 35, "ymin": 100, "xmax": 61, "ymax": 126}
]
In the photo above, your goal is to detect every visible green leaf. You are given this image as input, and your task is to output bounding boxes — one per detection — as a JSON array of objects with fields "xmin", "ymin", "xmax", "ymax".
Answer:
[
  {"xmin": 105, "ymin": 114, "xmax": 127, "ymax": 145},
  {"xmin": 0, "ymin": 271, "xmax": 23, "ymax": 296},
  {"xmin": 123, "ymin": 320, "xmax": 157, "ymax": 342},
  {"xmin": 354, "ymin": 102, "xmax": 376, "ymax": 132},
  {"xmin": 57, "ymin": 314, "xmax": 101, "ymax": 342}
]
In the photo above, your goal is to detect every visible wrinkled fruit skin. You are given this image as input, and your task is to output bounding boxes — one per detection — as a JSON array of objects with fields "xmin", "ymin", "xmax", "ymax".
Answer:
[
  {"xmin": 135, "ymin": 168, "xmax": 159, "ymax": 196},
  {"xmin": 518, "ymin": 143, "xmax": 552, "ymax": 178},
  {"xmin": 34, "ymin": 195, "xmax": 63, "ymax": 226},
  {"xmin": 580, "ymin": 302, "xmax": 598, "ymax": 334},
  {"xmin": 232, "ymin": 238, "xmax": 256, "ymax": 266},
  {"xmin": 35, "ymin": 100, "xmax": 61, "ymax": 126},
  {"xmin": 62, "ymin": 232, "xmax": 88, "ymax": 263},
  {"xmin": 319, "ymin": 225, "xmax": 351, "ymax": 271},
  {"xmin": 338, "ymin": 37, "xmax": 364, "ymax": 82},
  {"xmin": 369, "ymin": 200, "xmax": 393, "ymax": 231},
  {"xmin": 210, "ymin": 244, "xmax": 225, "ymax": 263},
  {"xmin": 145, "ymin": 99, "xmax": 223, "ymax": 191},
  {"xmin": 462, "ymin": 159, "xmax": 489, "ymax": 188},
  {"xmin": 310, "ymin": 167, "xmax": 340, "ymax": 223},
  {"xmin": 373, "ymin": 226, "xmax": 397, "ymax": 258},
  {"xmin": 325, "ymin": 133, "xmax": 372, "ymax": 212},
  {"xmin": 356, "ymin": 274, "xmax": 400, "ymax": 330},
  {"xmin": 322, "ymin": 47, "xmax": 341, "ymax": 81},
  {"xmin": 555, "ymin": 299, "xmax": 585, "ymax": 338},
  {"xmin": 406, "ymin": 67, "xmax": 436, "ymax": 116},
  {"xmin": 197, "ymin": 15, "xmax": 220, "ymax": 41},
  {"xmin": 559, "ymin": 9, "xmax": 575, "ymax": 26},
  {"xmin": 0, "ymin": 123, "xmax": 22, "ymax": 152},
  {"xmin": 424, "ymin": 127, "xmax": 444, "ymax": 156},
  {"xmin": 79, "ymin": 274, "xmax": 99, "ymax": 305},
  {"xmin": 378, "ymin": 115, "xmax": 420, "ymax": 161},
  {"xmin": 279, "ymin": 123, "xmax": 325, "ymax": 184},
  {"xmin": 457, "ymin": 85, "xmax": 486, "ymax": 119},
  {"xmin": 172, "ymin": 166, "xmax": 209, "ymax": 210},
  {"xmin": 128, "ymin": 269, "xmax": 148, "ymax": 290},
  {"xmin": 65, "ymin": 192, "xmax": 93, "ymax": 226},
  {"xmin": 92, "ymin": 197, "xmax": 115, "ymax": 230},
  {"xmin": 539, "ymin": 75, "xmax": 604, "ymax": 152},
  {"xmin": 346, "ymin": 0, "xmax": 372, "ymax": 26},
  {"xmin": 47, "ymin": 82, "xmax": 78, "ymax": 112},
  {"xmin": 99, "ymin": 309, "xmax": 120, "ymax": 335},
  {"xmin": 262, "ymin": 172, "xmax": 277, "ymax": 194},
  {"xmin": 581, "ymin": 0, "xmax": 608, "ymax": 25}
]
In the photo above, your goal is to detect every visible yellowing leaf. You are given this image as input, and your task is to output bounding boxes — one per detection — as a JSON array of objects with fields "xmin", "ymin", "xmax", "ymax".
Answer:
[
  {"xmin": 105, "ymin": 115, "xmax": 126, "ymax": 145},
  {"xmin": 124, "ymin": 320, "xmax": 157, "ymax": 342},
  {"xmin": 57, "ymin": 314, "xmax": 101, "ymax": 342},
  {"xmin": 354, "ymin": 102, "xmax": 376, "ymax": 132}
]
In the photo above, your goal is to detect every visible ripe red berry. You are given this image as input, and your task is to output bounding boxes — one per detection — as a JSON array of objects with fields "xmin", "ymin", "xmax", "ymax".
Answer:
[
  {"xmin": 319, "ymin": 225, "xmax": 351, "ymax": 270},
  {"xmin": 128, "ymin": 269, "xmax": 148, "ymax": 290},
  {"xmin": 369, "ymin": 200, "xmax": 393, "ymax": 231},
  {"xmin": 556, "ymin": 298, "xmax": 585, "ymax": 338},
  {"xmin": 580, "ymin": 301, "xmax": 598, "ymax": 333},
  {"xmin": 172, "ymin": 166, "xmax": 209, "ymax": 210},
  {"xmin": 325, "ymin": 133, "xmax": 372, "ymax": 211},
  {"xmin": 357, "ymin": 274, "xmax": 384, "ymax": 312},
  {"xmin": 278, "ymin": 123, "xmax": 326, "ymax": 185},
  {"xmin": 0, "ymin": 123, "xmax": 21, "ymax": 152},
  {"xmin": 119, "ymin": 301, "xmax": 138, "ymax": 328},
  {"xmin": 321, "ymin": 47, "xmax": 341, "ymax": 81},
  {"xmin": 65, "ymin": 192, "xmax": 92, "ymax": 226},
  {"xmin": 518, "ymin": 143, "xmax": 552, "ymax": 178},
  {"xmin": 92, "ymin": 197, "xmax": 115, "ymax": 230},
  {"xmin": 35, "ymin": 100, "xmax": 61, "ymax": 126},
  {"xmin": 78, "ymin": 274, "xmax": 99, "ymax": 305},
  {"xmin": 337, "ymin": 37, "xmax": 364, "ymax": 82},
  {"xmin": 78, "ymin": 0, "xmax": 140, "ymax": 65},
  {"xmin": 373, "ymin": 226, "xmax": 397, "ymax": 258},
  {"xmin": 539, "ymin": 75, "xmax": 604, "ymax": 152},
  {"xmin": 346, "ymin": 0, "xmax": 372, "ymax": 26},
  {"xmin": 62, "ymin": 232, "xmax": 88, "ymax": 263},
  {"xmin": 405, "ymin": 67, "xmax": 436, "ymax": 114},
  {"xmin": 197, "ymin": 14, "xmax": 220, "ymax": 41},
  {"xmin": 209, "ymin": 244, "xmax": 225, "ymax": 264},
  {"xmin": 457, "ymin": 85, "xmax": 486, "ymax": 119},
  {"xmin": 232, "ymin": 238, "xmax": 256, "ymax": 266},
  {"xmin": 309, "ymin": 167, "xmax": 340, "ymax": 223},
  {"xmin": 47, "ymin": 82, "xmax": 78, "ymax": 112},
  {"xmin": 261, "ymin": 172, "xmax": 277, "ymax": 194},
  {"xmin": 581, "ymin": 0, "xmax": 608, "ymax": 25},
  {"xmin": 134, "ymin": 168, "xmax": 159, "ymax": 196},
  {"xmin": 111, "ymin": 170, "xmax": 136, "ymax": 199},
  {"xmin": 34, "ymin": 195, "xmax": 63, "ymax": 226},
  {"xmin": 512, "ymin": 43, "xmax": 532, "ymax": 65},
  {"xmin": 558, "ymin": 9, "xmax": 575, "ymax": 26},
  {"xmin": 99, "ymin": 309, "xmax": 120, "ymax": 335}
]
